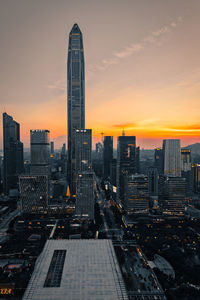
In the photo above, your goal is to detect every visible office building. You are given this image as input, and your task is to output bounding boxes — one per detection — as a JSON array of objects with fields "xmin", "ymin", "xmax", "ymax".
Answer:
[
  {"xmin": 163, "ymin": 139, "xmax": 181, "ymax": 177},
  {"xmin": 192, "ymin": 164, "xmax": 200, "ymax": 193},
  {"xmin": 154, "ymin": 148, "xmax": 164, "ymax": 175},
  {"xmin": 116, "ymin": 135, "xmax": 136, "ymax": 206},
  {"xmin": 50, "ymin": 142, "xmax": 54, "ymax": 155},
  {"xmin": 96, "ymin": 142, "xmax": 103, "ymax": 156},
  {"xmin": 76, "ymin": 171, "xmax": 94, "ymax": 219},
  {"xmin": 22, "ymin": 239, "xmax": 128, "ymax": 300},
  {"xmin": 103, "ymin": 136, "xmax": 113, "ymax": 178},
  {"xmin": 3, "ymin": 113, "xmax": 24, "ymax": 194},
  {"xmin": 161, "ymin": 176, "xmax": 186, "ymax": 215},
  {"xmin": 181, "ymin": 149, "xmax": 191, "ymax": 172},
  {"xmin": 75, "ymin": 129, "xmax": 92, "ymax": 173},
  {"xmin": 148, "ymin": 167, "xmax": 158, "ymax": 197},
  {"xmin": 124, "ymin": 174, "xmax": 149, "ymax": 214},
  {"xmin": 20, "ymin": 175, "xmax": 48, "ymax": 213},
  {"xmin": 136, "ymin": 146, "xmax": 140, "ymax": 173},
  {"xmin": 30, "ymin": 130, "xmax": 50, "ymax": 175},
  {"xmin": 67, "ymin": 24, "xmax": 85, "ymax": 195}
]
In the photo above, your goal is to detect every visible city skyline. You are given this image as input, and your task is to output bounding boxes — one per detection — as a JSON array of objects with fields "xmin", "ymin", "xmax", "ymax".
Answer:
[{"xmin": 1, "ymin": 0, "xmax": 200, "ymax": 149}]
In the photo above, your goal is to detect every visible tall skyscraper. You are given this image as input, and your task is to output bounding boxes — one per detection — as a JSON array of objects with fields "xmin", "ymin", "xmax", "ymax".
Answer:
[
  {"xmin": 103, "ymin": 136, "xmax": 113, "ymax": 178},
  {"xmin": 116, "ymin": 135, "xmax": 137, "ymax": 206},
  {"xmin": 163, "ymin": 139, "xmax": 181, "ymax": 177},
  {"xmin": 3, "ymin": 113, "xmax": 24, "ymax": 194},
  {"xmin": 30, "ymin": 130, "xmax": 50, "ymax": 175},
  {"xmin": 67, "ymin": 24, "xmax": 85, "ymax": 194}
]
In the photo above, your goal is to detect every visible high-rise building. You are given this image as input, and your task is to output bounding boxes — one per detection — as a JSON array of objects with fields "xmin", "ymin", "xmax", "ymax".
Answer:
[
  {"xmin": 76, "ymin": 171, "xmax": 94, "ymax": 219},
  {"xmin": 20, "ymin": 175, "xmax": 48, "ymax": 214},
  {"xmin": 103, "ymin": 136, "xmax": 113, "ymax": 178},
  {"xmin": 163, "ymin": 139, "xmax": 181, "ymax": 177},
  {"xmin": 181, "ymin": 149, "xmax": 191, "ymax": 172},
  {"xmin": 192, "ymin": 164, "xmax": 200, "ymax": 193},
  {"xmin": 3, "ymin": 113, "xmax": 24, "ymax": 194},
  {"xmin": 116, "ymin": 135, "xmax": 136, "ymax": 206},
  {"xmin": 67, "ymin": 24, "xmax": 85, "ymax": 194},
  {"xmin": 154, "ymin": 148, "xmax": 164, "ymax": 175},
  {"xmin": 30, "ymin": 130, "xmax": 50, "ymax": 175},
  {"xmin": 148, "ymin": 167, "xmax": 158, "ymax": 197},
  {"xmin": 161, "ymin": 176, "xmax": 185, "ymax": 215},
  {"xmin": 124, "ymin": 174, "xmax": 149, "ymax": 214},
  {"xmin": 50, "ymin": 141, "xmax": 54, "ymax": 155},
  {"xmin": 75, "ymin": 129, "xmax": 92, "ymax": 174}
]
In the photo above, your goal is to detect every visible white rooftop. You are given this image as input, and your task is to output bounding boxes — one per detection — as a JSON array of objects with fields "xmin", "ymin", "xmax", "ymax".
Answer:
[{"xmin": 23, "ymin": 239, "xmax": 128, "ymax": 300}]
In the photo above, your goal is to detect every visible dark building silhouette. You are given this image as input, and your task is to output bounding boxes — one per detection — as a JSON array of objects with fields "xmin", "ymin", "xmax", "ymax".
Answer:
[
  {"xmin": 124, "ymin": 174, "xmax": 149, "ymax": 215},
  {"xmin": 30, "ymin": 130, "xmax": 50, "ymax": 175},
  {"xmin": 67, "ymin": 24, "xmax": 85, "ymax": 195},
  {"xmin": 136, "ymin": 146, "xmax": 140, "ymax": 173},
  {"xmin": 154, "ymin": 148, "xmax": 163, "ymax": 175},
  {"xmin": 3, "ymin": 113, "xmax": 24, "ymax": 194},
  {"xmin": 116, "ymin": 135, "xmax": 136, "ymax": 206},
  {"xmin": 148, "ymin": 167, "xmax": 158, "ymax": 197},
  {"xmin": 103, "ymin": 136, "xmax": 113, "ymax": 178}
]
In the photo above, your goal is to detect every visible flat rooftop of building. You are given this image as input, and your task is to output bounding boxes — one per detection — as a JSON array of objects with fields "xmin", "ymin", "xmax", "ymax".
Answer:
[{"xmin": 22, "ymin": 239, "xmax": 128, "ymax": 300}]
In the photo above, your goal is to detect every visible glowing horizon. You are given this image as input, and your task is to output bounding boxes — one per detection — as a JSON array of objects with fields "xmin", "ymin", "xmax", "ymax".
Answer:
[{"xmin": 1, "ymin": 1, "xmax": 200, "ymax": 150}]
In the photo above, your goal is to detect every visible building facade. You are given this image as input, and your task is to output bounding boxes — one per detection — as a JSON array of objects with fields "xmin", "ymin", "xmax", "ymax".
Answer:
[
  {"xmin": 20, "ymin": 175, "xmax": 48, "ymax": 214},
  {"xmin": 30, "ymin": 130, "xmax": 50, "ymax": 175},
  {"xmin": 3, "ymin": 113, "xmax": 24, "ymax": 194},
  {"xmin": 124, "ymin": 174, "xmax": 149, "ymax": 214},
  {"xmin": 76, "ymin": 171, "xmax": 94, "ymax": 219},
  {"xmin": 161, "ymin": 176, "xmax": 186, "ymax": 215},
  {"xmin": 116, "ymin": 135, "xmax": 137, "ymax": 207},
  {"xmin": 181, "ymin": 149, "xmax": 191, "ymax": 172},
  {"xmin": 163, "ymin": 139, "xmax": 181, "ymax": 177},
  {"xmin": 75, "ymin": 129, "xmax": 92, "ymax": 173},
  {"xmin": 103, "ymin": 136, "xmax": 113, "ymax": 179},
  {"xmin": 67, "ymin": 24, "xmax": 85, "ymax": 195}
]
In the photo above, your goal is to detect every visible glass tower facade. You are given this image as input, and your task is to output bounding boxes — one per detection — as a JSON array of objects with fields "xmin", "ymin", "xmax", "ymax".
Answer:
[{"xmin": 67, "ymin": 23, "xmax": 85, "ymax": 194}]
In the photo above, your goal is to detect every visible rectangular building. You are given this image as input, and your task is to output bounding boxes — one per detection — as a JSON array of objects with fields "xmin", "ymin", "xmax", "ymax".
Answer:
[
  {"xmin": 124, "ymin": 174, "xmax": 149, "ymax": 214},
  {"xmin": 163, "ymin": 139, "xmax": 181, "ymax": 177},
  {"xmin": 19, "ymin": 175, "xmax": 48, "ymax": 213},
  {"xmin": 76, "ymin": 171, "xmax": 94, "ymax": 219},
  {"xmin": 103, "ymin": 136, "xmax": 113, "ymax": 179},
  {"xmin": 161, "ymin": 176, "xmax": 186, "ymax": 215},
  {"xmin": 117, "ymin": 135, "xmax": 137, "ymax": 207},
  {"xmin": 3, "ymin": 113, "xmax": 24, "ymax": 194},
  {"xmin": 75, "ymin": 129, "xmax": 92, "ymax": 173},
  {"xmin": 22, "ymin": 239, "xmax": 128, "ymax": 300},
  {"xmin": 30, "ymin": 130, "xmax": 50, "ymax": 175}
]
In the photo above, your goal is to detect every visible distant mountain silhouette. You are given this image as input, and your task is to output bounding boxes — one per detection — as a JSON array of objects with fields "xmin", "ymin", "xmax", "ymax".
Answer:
[{"xmin": 183, "ymin": 143, "xmax": 200, "ymax": 156}]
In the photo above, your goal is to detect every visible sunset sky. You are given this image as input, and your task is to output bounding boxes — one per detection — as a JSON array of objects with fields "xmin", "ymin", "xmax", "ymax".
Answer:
[{"xmin": 1, "ymin": 0, "xmax": 200, "ymax": 149}]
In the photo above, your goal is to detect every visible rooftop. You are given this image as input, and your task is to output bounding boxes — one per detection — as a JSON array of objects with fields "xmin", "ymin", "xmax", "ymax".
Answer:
[{"xmin": 22, "ymin": 239, "xmax": 128, "ymax": 300}]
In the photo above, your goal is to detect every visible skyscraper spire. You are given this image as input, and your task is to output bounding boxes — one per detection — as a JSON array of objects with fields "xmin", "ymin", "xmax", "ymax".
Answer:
[{"xmin": 67, "ymin": 23, "xmax": 85, "ymax": 194}]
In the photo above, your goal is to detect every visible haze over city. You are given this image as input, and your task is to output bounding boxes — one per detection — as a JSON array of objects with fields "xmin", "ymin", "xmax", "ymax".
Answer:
[{"xmin": 1, "ymin": 0, "xmax": 200, "ymax": 148}]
